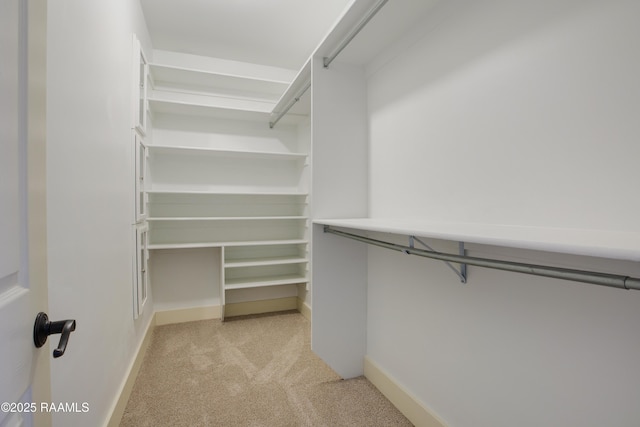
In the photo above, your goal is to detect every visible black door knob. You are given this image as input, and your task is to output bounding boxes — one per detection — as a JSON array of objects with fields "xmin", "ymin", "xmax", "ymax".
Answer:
[{"xmin": 33, "ymin": 312, "xmax": 76, "ymax": 358}]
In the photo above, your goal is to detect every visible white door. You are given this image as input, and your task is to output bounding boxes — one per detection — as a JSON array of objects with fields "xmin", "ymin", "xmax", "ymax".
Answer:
[{"xmin": 0, "ymin": 0, "xmax": 51, "ymax": 426}]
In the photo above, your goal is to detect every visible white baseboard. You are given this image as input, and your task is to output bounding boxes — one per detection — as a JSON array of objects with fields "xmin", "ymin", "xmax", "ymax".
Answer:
[
  {"xmin": 364, "ymin": 356, "xmax": 447, "ymax": 427},
  {"xmin": 155, "ymin": 305, "xmax": 221, "ymax": 325},
  {"xmin": 155, "ymin": 299, "xmax": 308, "ymax": 324},
  {"xmin": 224, "ymin": 296, "xmax": 298, "ymax": 318},
  {"xmin": 106, "ymin": 312, "xmax": 156, "ymax": 427},
  {"xmin": 297, "ymin": 298, "xmax": 311, "ymax": 321}
]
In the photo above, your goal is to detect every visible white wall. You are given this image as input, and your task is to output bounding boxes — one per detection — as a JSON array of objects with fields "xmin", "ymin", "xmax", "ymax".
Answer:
[
  {"xmin": 367, "ymin": 0, "xmax": 640, "ymax": 231},
  {"xmin": 365, "ymin": 1, "xmax": 640, "ymax": 426},
  {"xmin": 368, "ymin": 241, "xmax": 640, "ymax": 427},
  {"xmin": 150, "ymin": 248, "xmax": 220, "ymax": 311},
  {"xmin": 46, "ymin": 1, "xmax": 153, "ymax": 425}
]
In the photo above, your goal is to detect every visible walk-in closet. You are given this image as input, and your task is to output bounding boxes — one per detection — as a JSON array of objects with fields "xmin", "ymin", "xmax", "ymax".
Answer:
[{"xmin": 5, "ymin": 1, "xmax": 640, "ymax": 426}]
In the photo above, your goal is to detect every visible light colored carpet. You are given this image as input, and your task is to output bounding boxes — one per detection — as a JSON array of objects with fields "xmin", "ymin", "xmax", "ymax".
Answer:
[{"xmin": 120, "ymin": 311, "xmax": 412, "ymax": 426}]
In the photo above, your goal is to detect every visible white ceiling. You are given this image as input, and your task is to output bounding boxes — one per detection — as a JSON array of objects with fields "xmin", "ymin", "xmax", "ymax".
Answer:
[{"xmin": 139, "ymin": 0, "xmax": 354, "ymax": 71}]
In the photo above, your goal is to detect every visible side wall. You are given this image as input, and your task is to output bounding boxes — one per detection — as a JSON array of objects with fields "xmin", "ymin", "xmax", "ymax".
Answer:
[
  {"xmin": 311, "ymin": 58, "xmax": 369, "ymax": 377},
  {"xmin": 46, "ymin": 1, "xmax": 154, "ymax": 425},
  {"xmin": 365, "ymin": 1, "xmax": 640, "ymax": 426}
]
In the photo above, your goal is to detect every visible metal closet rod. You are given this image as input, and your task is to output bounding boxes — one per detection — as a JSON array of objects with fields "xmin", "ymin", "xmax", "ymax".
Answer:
[
  {"xmin": 270, "ymin": 0, "xmax": 388, "ymax": 128},
  {"xmin": 323, "ymin": 226, "xmax": 640, "ymax": 291},
  {"xmin": 269, "ymin": 81, "xmax": 311, "ymax": 129},
  {"xmin": 323, "ymin": 0, "xmax": 389, "ymax": 68}
]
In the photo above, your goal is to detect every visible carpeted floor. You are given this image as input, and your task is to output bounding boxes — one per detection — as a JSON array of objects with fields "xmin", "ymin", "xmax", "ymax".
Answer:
[{"xmin": 120, "ymin": 311, "xmax": 412, "ymax": 426}]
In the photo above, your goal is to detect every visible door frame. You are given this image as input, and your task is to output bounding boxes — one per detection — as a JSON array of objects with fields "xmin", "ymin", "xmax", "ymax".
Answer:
[{"xmin": 26, "ymin": 0, "xmax": 52, "ymax": 425}]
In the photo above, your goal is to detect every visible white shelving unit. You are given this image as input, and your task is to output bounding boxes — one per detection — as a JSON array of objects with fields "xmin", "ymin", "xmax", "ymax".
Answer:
[
  {"xmin": 307, "ymin": 2, "xmax": 640, "ymax": 402},
  {"xmin": 144, "ymin": 55, "xmax": 311, "ymax": 319}
]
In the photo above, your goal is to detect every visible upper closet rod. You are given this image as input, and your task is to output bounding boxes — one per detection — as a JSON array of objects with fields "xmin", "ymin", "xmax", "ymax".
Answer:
[
  {"xmin": 270, "ymin": 1, "xmax": 387, "ymax": 128},
  {"xmin": 269, "ymin": 80, "xmax": 311, "ymax": 129},
  {"xmin": 324, "ymin": 226, "xmax": 640, "ymax": 291},
  {"xmin": 323, "ymin": 0, "xmax": 389, "ymax": 68}
]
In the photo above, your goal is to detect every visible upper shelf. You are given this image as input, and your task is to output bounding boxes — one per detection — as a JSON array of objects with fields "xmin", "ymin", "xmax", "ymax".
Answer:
[
  {"xmin": 313, "ymin": 218, "xmax": 640, "ymax": 262},
  {"xmin": 149, "ymin": 63, "xmax": 290, "ymax": 101}
]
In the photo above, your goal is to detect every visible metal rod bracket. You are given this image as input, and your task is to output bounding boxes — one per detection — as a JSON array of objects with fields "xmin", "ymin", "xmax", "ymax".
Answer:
[{"xmin": 411, "ymin": 236, "xmax": 467, "ymax": 283}]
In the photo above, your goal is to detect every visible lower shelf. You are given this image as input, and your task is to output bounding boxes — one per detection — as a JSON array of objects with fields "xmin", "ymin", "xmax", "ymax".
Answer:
[
  {"xmin": 224, "ymin": 256, "xmax": 308, "ymax": 268},
  {"xmin": 224, "ymin": 274, "xmax": 307, "ymax": 290}
]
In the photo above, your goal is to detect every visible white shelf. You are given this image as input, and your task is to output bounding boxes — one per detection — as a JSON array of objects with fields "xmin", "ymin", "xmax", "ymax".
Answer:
[
  {"xmin": 147, "ymin": 216, "xmax": 308, "ymax": 222},
  {"xmin": 148, "ymin": 216, "xmax": 307, "ymax": 221},
  {"xmin": 149, "ymin": 63, "xmax": 290, "ymax": 99},
  {"xmin": 224, "ymin": 274, "xmax": 308, "ymax": 290},
  {"xmin": 150, "ymin": 89, "xmax": 275, "ymax": 111},
  {"xmin": 147, "ymin": 144, "xmax": 307, "ymax": 161},
  {"xmin": 223, "ymin": 239, "xmax": 308, "ymax": 247},
  {"xmin": 224, "ymin": 256, "xmax": 308, "ymax": 268},
  {"xmin": 148, "ymin": 97, "xmax": 308, "ymax": 126},
  {"xmin": 148, "ymin": 239, "xmax": 308, "ymax": 250},
  {"xmin": 147, "ymin": 189, "xmax": 308, "ymax": 196},
  {"xmin": 314, "ymin": 218, "xmax": 640, "ymax": 262},
  {"xmin": 148, "ymin": 98, "xmax": 272, "ymax": 122}
]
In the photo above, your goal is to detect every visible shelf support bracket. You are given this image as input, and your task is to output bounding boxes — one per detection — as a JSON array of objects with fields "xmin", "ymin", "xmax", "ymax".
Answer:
[{"xmin": 410, "ymin": 236, "xmax": 467, "ymax": 283}]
